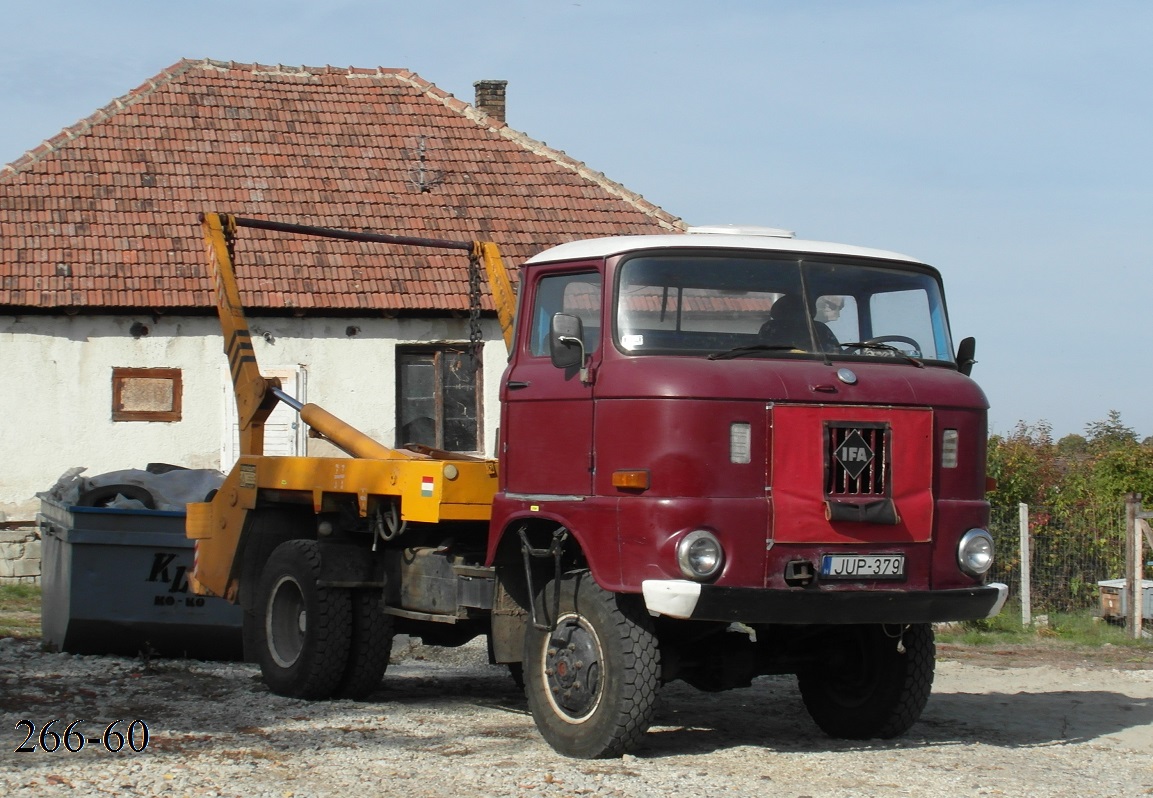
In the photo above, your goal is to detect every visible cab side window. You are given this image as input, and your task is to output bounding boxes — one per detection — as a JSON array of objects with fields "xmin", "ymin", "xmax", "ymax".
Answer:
[{"xmin": 529, "ymin": 273, "xmax": 603, "ymax": 356}]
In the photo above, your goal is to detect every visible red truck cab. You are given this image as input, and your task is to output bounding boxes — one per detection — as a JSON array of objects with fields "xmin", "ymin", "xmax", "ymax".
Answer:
[{"xmin": 488, "ymin": 225, "xmax": 1006, "ymax": 757}]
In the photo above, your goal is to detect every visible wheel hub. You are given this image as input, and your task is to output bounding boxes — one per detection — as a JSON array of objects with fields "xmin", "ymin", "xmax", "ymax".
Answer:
[
  {"xmin": 543, "ymin": 614, "xmax": 603, "ymax": 722},
  {"xmin": 267, "ymin": 575, "xmax": 306, "ymax": 669}
]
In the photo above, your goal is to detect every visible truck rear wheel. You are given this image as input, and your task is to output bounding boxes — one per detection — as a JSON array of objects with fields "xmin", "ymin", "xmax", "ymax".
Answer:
[
  {"xmin": 336, "ymin": 589, "xmax": 394, "ymax": 700},
  {"xmin": 798, "ymin": 623, "xmax": 934, "ymax": 739},
  {"xmin": 255, "ymin": 540, "xmax": 352, "ymax": 699},
  {"xmin": 523, "ymin": 572, "xmax": 660, "ymax": 759}
]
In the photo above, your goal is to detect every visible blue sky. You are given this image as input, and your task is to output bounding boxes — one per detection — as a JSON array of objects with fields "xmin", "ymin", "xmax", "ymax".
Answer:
[{"xmin": 3, "ymin": 0, "xmax": 1151, "ymax": 440}]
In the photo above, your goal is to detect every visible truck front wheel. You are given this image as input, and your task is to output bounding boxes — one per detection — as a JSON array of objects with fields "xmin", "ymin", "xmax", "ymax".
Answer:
[
  {"xmin": 523, "ymin": 572, "xmax": 660, "ymax": 759},
  {"xmin": 255, "ymin": 540, "xmax": 352, "ymax": 699},
  {"xmin": 798, "ymin": 623, "xmax": 935, "ymax": 739}
]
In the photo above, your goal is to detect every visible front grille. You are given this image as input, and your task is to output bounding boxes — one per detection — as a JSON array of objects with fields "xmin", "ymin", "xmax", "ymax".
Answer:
[{"xmin": 825, "ymin": 424, "xmax": 888, "ymax": 496}]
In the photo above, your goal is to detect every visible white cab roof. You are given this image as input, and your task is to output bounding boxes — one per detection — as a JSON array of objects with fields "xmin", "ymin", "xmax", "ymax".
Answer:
[{"xmin": 525, "ymin": 229, "xmax": 923, "ymax": 266}]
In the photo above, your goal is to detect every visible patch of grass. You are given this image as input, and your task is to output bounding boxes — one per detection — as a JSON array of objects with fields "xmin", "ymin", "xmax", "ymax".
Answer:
[
  {"xmin": 936, "ymin": 621, "xmax": 1032, "ymax": 646},
  {"xmin": 936, "ymin": 598, "xmax": 1031, "ymax": 645},
  {"xmin": 0, "ymin": 583, "xmax": 41, "ymax": 638},
  {"xmin": 1044, "ymin": 611, "xmax": 1149, "ymax": 647},
  {"xmin": 935, "ymin": 598, "xmax": 1152, "ymax": 648}
]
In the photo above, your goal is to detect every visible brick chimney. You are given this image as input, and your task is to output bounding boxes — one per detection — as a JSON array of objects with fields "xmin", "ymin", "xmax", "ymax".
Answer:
[{"xmin": 473, "ymin": 80, "xmax": 508, "ymax": 123}]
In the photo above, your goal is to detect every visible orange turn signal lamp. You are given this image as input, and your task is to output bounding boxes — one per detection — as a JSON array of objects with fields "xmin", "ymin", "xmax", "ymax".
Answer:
[{"xmin": 612, "ymin": 470, "xmax": 650, "ymax": 490}]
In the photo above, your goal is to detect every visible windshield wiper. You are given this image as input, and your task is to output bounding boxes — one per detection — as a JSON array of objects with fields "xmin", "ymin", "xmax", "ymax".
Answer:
[
  {"xmin": 708, "ymin": 344, "xmax": 802, "ymax": 361},
  {"xmin": 839, "ymin": 342, "xmax": 925, "ymax": 368}
]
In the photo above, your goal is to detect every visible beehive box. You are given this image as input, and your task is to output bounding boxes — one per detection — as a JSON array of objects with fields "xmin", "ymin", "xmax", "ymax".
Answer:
[{"xmin": 1098, "ymin": 578, "xmax": 1153, "ymax": 621}]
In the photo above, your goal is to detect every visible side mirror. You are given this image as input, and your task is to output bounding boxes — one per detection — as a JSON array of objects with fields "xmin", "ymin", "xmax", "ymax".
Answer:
[
  {"xmin": 550, "ymin": 313, "xmax": 587, "ymax": 378},
  {"xmin": 956, "ymin": 336, "xmax": 977, "ymax": 376}
]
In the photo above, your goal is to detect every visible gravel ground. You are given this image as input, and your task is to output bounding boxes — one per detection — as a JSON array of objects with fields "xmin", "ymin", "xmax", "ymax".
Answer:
[{"xmin": 2, "ymin": 635, "xmax": 1152, "ymax": 798}]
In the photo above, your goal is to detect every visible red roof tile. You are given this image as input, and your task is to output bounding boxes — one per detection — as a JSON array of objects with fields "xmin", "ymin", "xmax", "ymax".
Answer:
[{"xmin": 0, "ymin": 59, "xmax": 684, "ymax": 314}]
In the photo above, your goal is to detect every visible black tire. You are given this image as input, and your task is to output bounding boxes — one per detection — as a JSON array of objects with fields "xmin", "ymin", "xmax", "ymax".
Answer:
[
  {"xmin": 798, "ymin": 623, "xmax": 935, "ymax": 739},
  {"xmin": 76, "ymin": 484, "xmax": 155, "ymax": 509},
  {"xmin": 335, "ymin": 590, "xmax": 394, "ymax": 700},
  {"xmin": 255, "ymin": 540, "xmax": 352, "ymax": 699},
  {"xmin": 523, "ymin": 572, "xmax": 660, "ymax": 759}
]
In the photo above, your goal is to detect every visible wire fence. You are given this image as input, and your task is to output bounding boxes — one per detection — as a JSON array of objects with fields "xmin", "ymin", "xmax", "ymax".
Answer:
[{"xmin": 988, "ymin": 500, "xmax": 1138, "ymax": 620}]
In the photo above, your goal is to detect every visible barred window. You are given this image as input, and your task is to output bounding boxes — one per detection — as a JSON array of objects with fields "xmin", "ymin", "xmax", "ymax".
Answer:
[{"xmin": 396, "ymin": 347, "xmax": 481, "ymax": 452}]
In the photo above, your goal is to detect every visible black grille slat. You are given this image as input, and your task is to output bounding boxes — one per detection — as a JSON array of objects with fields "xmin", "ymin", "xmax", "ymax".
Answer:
[{"xmin": 826, "ymin": 424, "xmax": 888, "ymax": 496}]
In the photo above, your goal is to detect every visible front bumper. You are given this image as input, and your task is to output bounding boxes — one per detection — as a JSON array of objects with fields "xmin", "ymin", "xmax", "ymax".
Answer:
[{"xmin": 642, "ymin": 580, "xmax": 1009, "ymax": 625}]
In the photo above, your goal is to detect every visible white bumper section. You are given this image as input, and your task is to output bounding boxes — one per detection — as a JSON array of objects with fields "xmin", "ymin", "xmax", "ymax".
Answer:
[
  {"xmin": 641, "ymin": 579, "xmax": 702, "ymax": 619},
  {"xmin": 986, "ymin": 582, "xmax": 1010, "ymax": 618}
]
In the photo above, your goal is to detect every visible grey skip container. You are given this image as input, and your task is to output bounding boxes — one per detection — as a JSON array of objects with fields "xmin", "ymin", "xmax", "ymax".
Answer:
[{"xmin": 39, "ymin": 499, "xmax": 243, "ymax": 659}]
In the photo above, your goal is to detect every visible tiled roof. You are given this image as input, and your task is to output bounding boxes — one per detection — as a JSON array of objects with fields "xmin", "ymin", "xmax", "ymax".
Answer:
[{"xmin": 0, "ymin": 59, "xmax": 684, "ymax": 314}]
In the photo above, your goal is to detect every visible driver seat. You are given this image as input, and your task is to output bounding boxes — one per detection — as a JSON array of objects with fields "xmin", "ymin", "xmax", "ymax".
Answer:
[{"xmin": 759, "ymin": 295, "xmax": 840, "ymax": 352}]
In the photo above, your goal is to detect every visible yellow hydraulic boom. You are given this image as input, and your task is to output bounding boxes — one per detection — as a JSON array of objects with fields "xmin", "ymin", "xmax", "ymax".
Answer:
[{"xmin": 187, "ymin": 213, "xmax": 511, "ymax": 600}]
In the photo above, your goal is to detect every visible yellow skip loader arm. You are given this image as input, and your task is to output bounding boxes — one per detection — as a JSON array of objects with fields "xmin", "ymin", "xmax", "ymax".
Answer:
[{"xmin": 187, "ymin": 213, "xmax": 513, "ymax": 601}]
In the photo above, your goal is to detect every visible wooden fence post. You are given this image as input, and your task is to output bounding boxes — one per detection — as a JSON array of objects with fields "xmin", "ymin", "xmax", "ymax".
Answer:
[
  {"xmin": 1019, "ymin": 502, "xmax": 1031, "ymax": 627},
  {"xmin": 1129, "ymin": 494, "xmax": 1152, "ymax": 640},
  {"xmin": 1126, "ymin": 493, "xmax": 1143, "ymax": 640}
]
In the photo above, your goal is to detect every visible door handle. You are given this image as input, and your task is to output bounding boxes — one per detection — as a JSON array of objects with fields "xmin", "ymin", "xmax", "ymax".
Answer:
[{"xmin": 507, "ymin": 380, "xmax": 531, "ymax": 390}]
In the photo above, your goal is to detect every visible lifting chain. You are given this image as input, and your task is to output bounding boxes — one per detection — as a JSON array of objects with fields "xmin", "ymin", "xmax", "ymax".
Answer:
[{"xmin": 467, "ymin": 248, "xmax": 483, "ymax": 365}]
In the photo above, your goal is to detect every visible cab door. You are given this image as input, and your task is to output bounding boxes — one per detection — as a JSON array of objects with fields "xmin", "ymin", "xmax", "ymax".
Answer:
[{"xmin": 500, "ymin": 266, "xmax": 602, "ymax": 497}]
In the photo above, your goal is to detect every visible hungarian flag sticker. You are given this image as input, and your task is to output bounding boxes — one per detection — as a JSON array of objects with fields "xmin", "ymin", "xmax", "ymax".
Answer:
[{"xmin": 421, "ymin": 476, "xmax": 435, "ymax": 497}]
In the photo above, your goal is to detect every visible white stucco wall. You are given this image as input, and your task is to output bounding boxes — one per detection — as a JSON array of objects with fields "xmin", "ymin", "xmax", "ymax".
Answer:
[{"xmin": 0, "ymin": 313, "xmax": 508, "ymax": 521}]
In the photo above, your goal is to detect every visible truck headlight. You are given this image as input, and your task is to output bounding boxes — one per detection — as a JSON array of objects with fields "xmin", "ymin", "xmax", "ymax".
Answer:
[
  {"xmin": 677, "ymin": 530, "xmax": 724, "ymax": 581},
  {"xmin": 957, "ymin": 528, "xmax": 994, "ymax": 577}
]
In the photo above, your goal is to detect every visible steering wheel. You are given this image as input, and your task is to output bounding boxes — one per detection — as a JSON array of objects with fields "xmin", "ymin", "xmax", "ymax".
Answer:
[{"xmin": 851, "ymin": 335, "xmax": 923, "ymax": 358}]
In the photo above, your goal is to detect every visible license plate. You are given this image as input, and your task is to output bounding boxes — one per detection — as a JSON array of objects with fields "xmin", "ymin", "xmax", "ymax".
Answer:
[{"xmin": 821, "ymin": 554, "xmax": 905, "ymax": 579}]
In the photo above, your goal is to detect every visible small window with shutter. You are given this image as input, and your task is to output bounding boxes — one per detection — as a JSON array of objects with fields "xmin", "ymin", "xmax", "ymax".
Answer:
[{"xmin": 111, "ymin": 367, "xmax": 182, "ymax": 422}]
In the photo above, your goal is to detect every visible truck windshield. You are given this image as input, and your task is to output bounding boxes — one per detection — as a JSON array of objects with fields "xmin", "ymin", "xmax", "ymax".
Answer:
[{"xmin": 615, "ymin": 252, "xmax": 955, "ymax": 363}]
